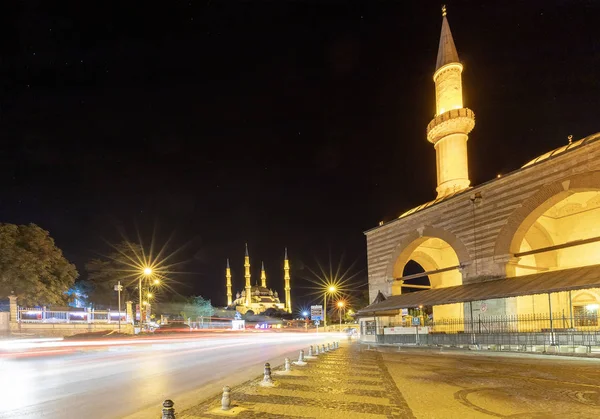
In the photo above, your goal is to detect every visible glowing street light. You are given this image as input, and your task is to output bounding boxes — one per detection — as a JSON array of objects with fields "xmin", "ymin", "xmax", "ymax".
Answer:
[
  {"xmin": 337, "ymin": 301, "xmax": 345, "ymax": 332},
  {"xmin": 323, "ymin": 285, "xmax": 336, "ymax": 329},
  {"xmin": 138, "ymin": 266, "xmax": 153, "ymax": 325}
]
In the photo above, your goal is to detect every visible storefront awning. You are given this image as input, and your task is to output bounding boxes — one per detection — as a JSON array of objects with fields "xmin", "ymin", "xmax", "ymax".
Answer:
[{"xmin": 357, "ymin": 264, "xmax": 600, "ymax": 317}]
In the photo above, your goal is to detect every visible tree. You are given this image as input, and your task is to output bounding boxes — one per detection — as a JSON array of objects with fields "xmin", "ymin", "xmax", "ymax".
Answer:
[
  {"xmin": 0, "ymin": 223, "xmax": 78, "ymax": 306},
  {"xmin": 180, "ymin": 295, "xmax": 215, "ymax": 320},
  {"xmin": 86, "ymin": 241, "xmax": 144, "ymax": 306}
]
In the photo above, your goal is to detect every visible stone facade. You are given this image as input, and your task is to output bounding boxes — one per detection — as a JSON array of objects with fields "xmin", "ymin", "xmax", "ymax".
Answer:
[{"xmin": 366, "ymin": 134, "xmax": 600, "ymax": 309}]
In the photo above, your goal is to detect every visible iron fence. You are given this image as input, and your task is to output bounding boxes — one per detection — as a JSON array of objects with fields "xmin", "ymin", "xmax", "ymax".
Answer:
[
  {"xmin": 17, "ymin": 308, "xmax": 126, "ymax": 324},
  {"xmin": 375, "ymin": 312, "xmax": 600, "ymax": 352}
]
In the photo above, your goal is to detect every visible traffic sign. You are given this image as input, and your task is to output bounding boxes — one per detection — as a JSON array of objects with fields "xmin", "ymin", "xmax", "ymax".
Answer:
[
  {"xmin": 314, "ymin": 320, "xmax": 320, "ymax": 326},
  {"xmin": 114, "ymin": 284, "xmax": 123, "ymax": 291},
  {"xmin": 310, "ymin": 305, "xmax": 323, "ymax": 321},
  {"xmin": 412, "ymin": 317, "xmax": 421, "ymax": 326}
]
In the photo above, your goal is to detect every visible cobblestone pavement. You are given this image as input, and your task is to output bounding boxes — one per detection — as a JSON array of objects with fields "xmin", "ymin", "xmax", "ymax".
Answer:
[
  {"xmin": 179, "ymin": 341, "xmax": 414, "ymax": 419},
  {"xmin": 175, "ymin": 343, "xmax": 600, "ymax": 419}
]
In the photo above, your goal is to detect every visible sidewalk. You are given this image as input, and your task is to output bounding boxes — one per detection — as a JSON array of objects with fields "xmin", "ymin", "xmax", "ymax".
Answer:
[{"xmin": 178, "ymin": 341, "xmax": 414, "ymax": 419}]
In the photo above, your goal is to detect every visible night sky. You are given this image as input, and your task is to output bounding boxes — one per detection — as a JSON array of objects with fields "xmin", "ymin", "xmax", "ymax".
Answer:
[{"xmin": 1, "ymin": 1, "xmax": 598, "ymax": 308}]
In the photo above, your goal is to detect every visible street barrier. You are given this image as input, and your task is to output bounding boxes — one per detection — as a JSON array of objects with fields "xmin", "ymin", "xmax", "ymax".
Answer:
[
  {"xmin": 161, "ymin": 399, "xmax": 175, "ymax": 419},
  {"xmin": 221, "ymin": 386, "xmax": 231, "ymax": 411}
]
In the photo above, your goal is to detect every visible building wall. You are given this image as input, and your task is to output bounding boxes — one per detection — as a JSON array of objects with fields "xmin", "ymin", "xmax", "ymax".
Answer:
[{"xmin": 366, "ymin": 135, "xmax": 600, "ymax": 310}]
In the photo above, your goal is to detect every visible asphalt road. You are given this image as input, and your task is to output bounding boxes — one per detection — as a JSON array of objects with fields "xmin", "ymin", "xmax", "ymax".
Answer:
[{"xmin": 0, "ymin": 332, "xmax": 333, "ymax": 419}]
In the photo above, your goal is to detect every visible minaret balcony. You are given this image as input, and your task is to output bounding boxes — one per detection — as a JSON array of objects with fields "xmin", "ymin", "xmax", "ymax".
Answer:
[{"xmin": 427, "ymin": 108, "xmax": 475, "ymax": 144}]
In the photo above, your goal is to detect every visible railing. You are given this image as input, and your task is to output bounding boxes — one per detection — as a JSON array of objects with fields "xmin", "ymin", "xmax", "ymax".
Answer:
[
  {"xmin": 375, "ymin": 312, "xmax": 600, "ymax": 350},
  {"xmin": 18, "ymin": 308, "xmax": 126, "ymax": 324}
]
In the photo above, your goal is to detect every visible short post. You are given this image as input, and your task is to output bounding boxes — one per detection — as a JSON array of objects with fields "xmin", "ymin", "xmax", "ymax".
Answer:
[
  {"xmin": 298, "ymin": 349, "xmax": 305, "ymax": 363},
  {"xmin": 308, "ymin": 345, "xmax": 313, "ymax": 356},
  {"xmin": 548, "ymin": 293, "xmax": 556, "ymax": 346},
  {"xmin": 315, "ymin": 344, "xmax": 320, "ymax": 355},
  {"xmin": 322, "ymin": 344, "xmax": 327, "ymax": 353},
  {"xmin": 221, "ymin": 386, "xmax": 231, "ymax": 411},
  {"xmin": 162, "ymin": 399, "xmax": 175, "ymax": 419},
  {"xmin": 327, "ymin": 343, "xmax": 332, "ymax": 351},
  {"xmin": 284, "ymin": 357, "xmax": 291, "ymax": 371},
  {"xmin": 263, "ymin": 362, "xmax": 273, "ymax": 384}
]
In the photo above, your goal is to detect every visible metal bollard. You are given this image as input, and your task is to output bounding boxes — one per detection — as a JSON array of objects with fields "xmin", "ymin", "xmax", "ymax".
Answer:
[
  {"xmin": 298, "ymin": 349, "xmax": 305, "ymax": 363},
  {"xmin": 322, "ymin": 344, "xmax": 327, "ymax": 353},
  {"xmin": 315, "ymin": 344, "xmax": 320, "ymax": 355},
  {"xmin": 221, "ymin": 386, "xmax": 231, "ymax": 411},
  {"xmin": 308, "ymin": 345, "xmax": 313, "ymax": 356},
  {"xmin": 336, "ymin": 341, "xmax": 339, "ymax": 349},
  {"xmin": 284, "ymin": 357, "xmax": 291, "ymax": 371},
  {"xmin": 162, "ymin": 399, "xmax": 175, "ymax": 419},
  {"xmin": 263, "ymin": 362, "xmax": 273, "ymax": 384},
  {"xmin": 327, "ymin": 343, "xmax": 332, "ymax": 351}
]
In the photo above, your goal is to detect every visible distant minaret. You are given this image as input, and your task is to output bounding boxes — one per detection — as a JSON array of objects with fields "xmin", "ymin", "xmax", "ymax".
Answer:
[
  {"xmin": 284, "ymin": 248, "xmax": 291, "ymax": 313},
  {"xmin": 260, "ymin": 261, "xmax": 267, "ymax": 288},
  {"xmin": 426, "ymin": 5, "xmax": 475, "ymax": 199},
  {"xmin": 226, "ymin": 258, "xmax": 232, "ymax": 306},
  {"xmin": 244, "ymin": 243, "xmax": 252, "ymax": 306}
]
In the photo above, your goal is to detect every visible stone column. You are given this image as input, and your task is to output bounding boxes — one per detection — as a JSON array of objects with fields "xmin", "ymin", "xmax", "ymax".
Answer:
[
  {"xmin": 126, "ymin": 301, "xmax": 133, "ymax": 324},
  {"xmin": 8, "ymin": 295, "xmax": 18, "ymax": 323}
]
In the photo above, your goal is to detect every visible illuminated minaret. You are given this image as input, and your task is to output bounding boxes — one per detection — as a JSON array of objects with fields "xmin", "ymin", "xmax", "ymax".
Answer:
[
  {"xmin": 260, "ymin": 261, "xmax": 267, "ymax": 288},
  {"xmin": 426, "ymin": 5, "xmax": 475, "ymax": 199},
  {"xmin": 284, "ymin": 247, "xmax": 291, "ymax": 313},
  {"xmin": 244, "ymin": 243, "xmax": 252, "ymax": 306},
  {"xmin": 225, "ymin": 259, "xmax": 232, "ymax": 306}
]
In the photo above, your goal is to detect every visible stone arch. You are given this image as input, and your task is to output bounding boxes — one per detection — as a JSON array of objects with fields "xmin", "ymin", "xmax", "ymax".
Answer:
[
  {"xmin": 385, "ymin": 225, "xmax": 471, "ymax": 281},
  {"xmin": 494, "ymin": 170, "xmax": 600, "ymax": 259},
  {"xmin": 572, "ymin": 290, "xmax": 600, "ymax": 305}
]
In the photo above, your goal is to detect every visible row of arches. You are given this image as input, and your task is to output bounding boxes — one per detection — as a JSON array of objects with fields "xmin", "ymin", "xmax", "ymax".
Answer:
[{"xmin": 387, "ymin": 171, "xmax": 600, "ymax": 319}]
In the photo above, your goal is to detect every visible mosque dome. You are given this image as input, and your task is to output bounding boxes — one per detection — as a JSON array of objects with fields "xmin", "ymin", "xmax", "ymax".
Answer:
[{"xmin": 522, "ymin": 132, "xmax": 600, "ymax": 169}]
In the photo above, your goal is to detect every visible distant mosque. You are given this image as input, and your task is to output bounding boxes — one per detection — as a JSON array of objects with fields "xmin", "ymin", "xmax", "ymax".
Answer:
[{"xmin": 225, "ymin": 244, "xmax": 292, "ymax": 315}]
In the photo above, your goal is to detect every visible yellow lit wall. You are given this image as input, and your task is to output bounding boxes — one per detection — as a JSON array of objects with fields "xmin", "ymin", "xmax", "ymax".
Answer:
[
  {"xmin": 514, "ymin": 191, "xmax": 600, "ymax": 315},
  {"xmin": 434, "ymin": 133, "xmax": 470, "ymax": 196},
  {"xmin": 434, "ymin": 64, "xmax": 463, "ymax": 115}
]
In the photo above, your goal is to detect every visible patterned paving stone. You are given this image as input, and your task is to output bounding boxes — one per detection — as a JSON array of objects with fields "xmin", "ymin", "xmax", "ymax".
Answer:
[{"xmin": 180, "ymin": 342, "xmax": 414, "ymax": 419}]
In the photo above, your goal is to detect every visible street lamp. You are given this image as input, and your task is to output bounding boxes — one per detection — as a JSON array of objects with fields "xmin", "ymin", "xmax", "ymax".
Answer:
[
  {"xmin": 139, "ymin": 267, "xmax": 153, "ymax": 325},
  {"xmin": 337, "ymin": 301, "xmax": 345, "ymax": 332},
  {"xmin": 323, "ymin": 285, "xmax": 336, "ymax": 329}
]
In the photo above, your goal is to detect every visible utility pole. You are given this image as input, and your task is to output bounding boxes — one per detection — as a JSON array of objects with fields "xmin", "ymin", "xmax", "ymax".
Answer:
[{"xmin": 114, "ymin": 281, "xmax": 123, "ymax": 332}]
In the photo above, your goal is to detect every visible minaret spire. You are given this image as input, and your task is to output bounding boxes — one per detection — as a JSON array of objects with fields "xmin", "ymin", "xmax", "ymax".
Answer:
[
  {"xmin": 283, "ymin": 247, "xmax": 291, "ymax": 313},
  {"xmin": 260, "ymin": 261, "xmax": 267, "ymax": 288},
  {"xmin": 436, "ymin": 6, "xmax": 459, "ymax": 71},
  {"xmin": 244, "ymin": 244, "xmax": 251, "ymax": 307},
  {"xmin": 225, "ymin": 258, "xmax": 232, "ymax": 306},
  {"xmin": 426, "ymin": 7, "xmax": 475, "ymax": 199}
]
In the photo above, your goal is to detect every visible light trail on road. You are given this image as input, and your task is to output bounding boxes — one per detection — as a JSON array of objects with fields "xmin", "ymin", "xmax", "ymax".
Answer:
[{"xmin": 0, "ymin": 332, "xmax": 338, "ymax": 419}]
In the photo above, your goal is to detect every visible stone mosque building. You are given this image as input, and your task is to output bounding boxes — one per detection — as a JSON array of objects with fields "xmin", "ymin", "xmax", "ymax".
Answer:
[
  {"xmin": 357, "ymin": 9, "xmax": 600, "ymax": 327},
  {"xmin": 225, "ymin": 244, "xmax": 291, "ymax": 315}
]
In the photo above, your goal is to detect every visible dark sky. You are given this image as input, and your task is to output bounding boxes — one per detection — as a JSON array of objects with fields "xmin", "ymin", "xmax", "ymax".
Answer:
[{"xmin": 1, "ymin": 1, "xmax": 598, "ymax": 308}]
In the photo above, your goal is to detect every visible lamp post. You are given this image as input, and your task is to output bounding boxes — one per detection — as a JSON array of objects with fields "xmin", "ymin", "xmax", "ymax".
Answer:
[
  {"xmin": 337, "ymin": 301, "xmax": 345, "ymax": 332},
  {"xmin": 303, "ymin": 311, "xmax": 308, "ymax": 332},
  {"xmin": 139, "ymin": 267, "xmax": 152, "ymax": 325},
  {"xmin": 323, "ymin": 285, "xmax": 336, "ymax": 330}
]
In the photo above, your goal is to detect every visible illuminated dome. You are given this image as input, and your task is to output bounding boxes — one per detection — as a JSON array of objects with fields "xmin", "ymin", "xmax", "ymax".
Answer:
[{"xmin": 522, "ymin": 132, "xmax": 600, "ymax": 168}]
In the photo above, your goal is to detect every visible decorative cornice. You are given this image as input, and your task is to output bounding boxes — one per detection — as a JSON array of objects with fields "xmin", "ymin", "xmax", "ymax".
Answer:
[{"xmin": 427, "ymin": 108, "xmax": 475, "ymax": 144}]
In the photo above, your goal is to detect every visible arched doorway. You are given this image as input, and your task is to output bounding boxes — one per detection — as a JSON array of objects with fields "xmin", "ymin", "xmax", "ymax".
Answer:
[
  {"xmin": 510, "ymin": 190, "xmax": 600, "ymax": 315},
  {"xmin": 391, "ymin": 236, "xmax": 463, "ymax": 320}
]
